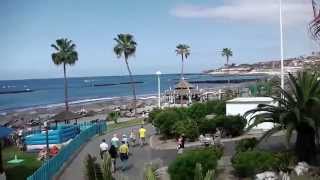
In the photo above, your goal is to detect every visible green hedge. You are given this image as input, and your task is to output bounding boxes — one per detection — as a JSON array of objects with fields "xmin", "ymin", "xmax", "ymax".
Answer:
[
  {"xmin": 168, "ymin": 148, "xmax": 223, "ymax": 180},
  {"xmin": 235, "ymin": 138, "xmax": 258, "ymax": 153},
  {"xmin": 231, "ymin": 150, "xmax": 279, "ymax": 177},
  {"xmin": 150, "ymin": 101, "xmax": 246, "ymax": 140}
]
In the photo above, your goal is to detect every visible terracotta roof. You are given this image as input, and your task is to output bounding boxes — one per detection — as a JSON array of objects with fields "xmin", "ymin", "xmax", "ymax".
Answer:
[
  {"xmin": 175, "ymin": 79, "xmax": 194, "ymax": 89},
  {"xmin": 51, "ymin": 110, "xmax": 82, "ymax": 122}
]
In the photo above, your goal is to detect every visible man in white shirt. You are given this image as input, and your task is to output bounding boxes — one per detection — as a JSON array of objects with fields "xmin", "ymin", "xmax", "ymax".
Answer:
[{"xmin": 99, "ymin": 139, "xmax": 109, "ymax": 159}]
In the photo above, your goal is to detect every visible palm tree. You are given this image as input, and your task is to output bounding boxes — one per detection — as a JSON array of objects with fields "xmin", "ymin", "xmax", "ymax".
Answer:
[
  {"xmin": 221, "ymin": 48, "xmax": 233, "ymax": 67},
  {"xmin": 113, "ymin": 34, "xmax": 138, "ymax": 116},
  {"xmin": 51, "ymin": 38, "xmax": 78, "ymax": 111},
  {"xmin": 244, "ymin": 71, "xmax": 320, "ymax": 163},
  {"xmin": 175, "ymin": 44, "xmax": 190, "ymax": 80}
]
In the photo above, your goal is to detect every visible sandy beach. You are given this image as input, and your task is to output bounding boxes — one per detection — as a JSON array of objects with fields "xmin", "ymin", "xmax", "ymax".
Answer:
[{"xmin": 0, "ymin": 95, "xmax": 158, "ymax": 128}]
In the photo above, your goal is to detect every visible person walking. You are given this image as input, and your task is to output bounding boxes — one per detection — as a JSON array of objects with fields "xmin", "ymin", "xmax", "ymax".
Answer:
[
  {"xmin": 108, "ymin": 144, "xmax": 118, "ymax": 173},
  {"xmin": 129, "ymin": 129, "xmax": 136, "ymax": 147},
  {"xmin": 111, "ymin": 134, "xmax": 120, "ymax": 149},
  {"xmin": 99, "ymin": 139, "xmax": 109, "ymax": 159},
  {"xmin": 122, "ymin": 134, "xmax": 129, "ymax": 146},
  {"xmin": 138, "ymin": 125, "xmax": 146, "ymax": 147},
  {"xmin": 119, "ymin": 140, "xmax": 129, "ymax": 171}
]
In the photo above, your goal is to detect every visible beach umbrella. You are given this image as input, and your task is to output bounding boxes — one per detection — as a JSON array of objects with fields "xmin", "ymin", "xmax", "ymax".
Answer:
[
  {"xmin": 0, "ymin": 126, "xmax": 12, "ymax": 174},
  {"xmin": 51, "ymin": 110, "xmax": 82, "ymax": 124}
]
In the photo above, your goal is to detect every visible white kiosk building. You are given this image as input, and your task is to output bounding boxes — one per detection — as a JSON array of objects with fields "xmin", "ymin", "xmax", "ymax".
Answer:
[{"xmin": 226, "ymin": 97, "xmax": 277, "ymax": 130}]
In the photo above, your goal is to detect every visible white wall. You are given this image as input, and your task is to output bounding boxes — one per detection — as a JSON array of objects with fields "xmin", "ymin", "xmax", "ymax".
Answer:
[{"xmin": 226, "ymin": 102, "xmax": 275, "ymax": 130}]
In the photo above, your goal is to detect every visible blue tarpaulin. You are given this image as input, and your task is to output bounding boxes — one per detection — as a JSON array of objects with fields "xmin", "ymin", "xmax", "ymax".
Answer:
[{"xmin": 0, "ymin": 126, "xmax": 13, "ymax": 138}]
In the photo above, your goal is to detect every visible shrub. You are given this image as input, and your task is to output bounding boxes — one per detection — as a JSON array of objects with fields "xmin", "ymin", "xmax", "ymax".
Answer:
[
  {"xmin": 168, "ymin": 148, "xmax": 222, "ymax": 180},
  {"xmin": 148, "ymin": 108, "xmax": 162, "ymax": 123},
  {"xmin": 187, "ymin": 103, "xmax": 209, "ymax": 121},
  {"xmin": 205, "ymin": 100, "xmax": 226, "ymax": 115},
  {"xmin": 215, "ymin": 115, "xmax": 246, "ymax": 137},
  {"xmin": 235, "ymin": 138, "xmax": 258, "ymax": 153},
  {"xmin": 231, "ymin": 150, "xmax": 279, "ymax": 177},
  {"xmin": 108, "ymin": 111, "xmax": 120, "ymax": 124},
  {"xmin": 273, "ymin": 151, "xmax": 297, "ymax": 171},
  {"xmin": 173, "ymin": 119, "xmax": 199, "ymax": 141},
  {"xmin": 197, "ymin": 118, "xmax": 217, "ymax": 134},
  {"xmin": 153, "ymin": 110, "xmax": 182, "ymax": 138}
]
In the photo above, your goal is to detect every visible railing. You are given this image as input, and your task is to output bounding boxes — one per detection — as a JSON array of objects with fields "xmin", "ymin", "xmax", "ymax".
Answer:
[{"xmin": 27, "ymin": 121, "xmax": 106, "ymax": 180}]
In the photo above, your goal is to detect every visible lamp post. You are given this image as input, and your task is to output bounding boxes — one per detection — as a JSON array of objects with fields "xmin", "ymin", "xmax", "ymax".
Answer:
[
  {"xmin": 156, "ymin": 71, "xmax": 162, "ymax": 109},
  {"xmin": 44, "ymin": 121, "xmax": 49, "ymax": 159},
  {"xmin": 279, "ymin": 0, "xmax": 284, "ymax": 90}
]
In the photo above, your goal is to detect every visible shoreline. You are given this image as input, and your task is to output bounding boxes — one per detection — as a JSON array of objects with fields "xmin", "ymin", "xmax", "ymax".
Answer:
[{"xmin": 0, "ymin": 81, "xmax": 255, "ymax": 128}]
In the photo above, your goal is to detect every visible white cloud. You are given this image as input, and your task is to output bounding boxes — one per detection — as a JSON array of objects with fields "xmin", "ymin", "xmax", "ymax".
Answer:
[{"xmin": 171, "ymin": 0, "xmax": 313, "ymax": 26}]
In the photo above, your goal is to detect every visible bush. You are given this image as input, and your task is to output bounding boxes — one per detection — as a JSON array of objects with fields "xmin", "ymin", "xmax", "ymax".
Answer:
[
  {"xmin": 148, "ymin": 108, "xmax": 162, "ymax": 123},
  {"xmin": 231, "ymin": 150, "xmax": 279, "ymax": 177},
  {"xmin": 273, "ymin": 151, "xmax": 297, "ymax": 171},
  {"xmin": 168, "ymin": 148, "xmax": 223, "ymax": 180},
  {"xmin": 235, "ymin": 138, "xmax": 258, "ymax": 153},
  {"xmin": 187, "ymin": 103, "xmax": 209, "ymax": 121},
  {"xmin": 153, "ymin": 109, "xmax": 182, "ymax": 138},
  {"xmin": 197, "ymin": 118, "xmax": 217, "ymax": 134},
  {"xmin": 173, "ymin": 119, "xmax": 199, "ymax": 141},
  {"xmin": 205, "ymin": 101, "xmax": 226, "ymax": 115},
  {"xmin": 215, "ymin": 115, "xmax": 246, "ymax": 137},
  {"xmin": 107, "ymin": 111, "xmax": 120, "ymax": 124}
]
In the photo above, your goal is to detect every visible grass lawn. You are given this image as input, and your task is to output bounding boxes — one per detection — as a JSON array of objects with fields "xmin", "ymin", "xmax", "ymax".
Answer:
[
  {"xmin": 107, "ymin": 118, "xmax": 145, "ymax": 132},
  {"xmin": 2, "ymin": 146, "xmax": 42, "ymax": 180}
]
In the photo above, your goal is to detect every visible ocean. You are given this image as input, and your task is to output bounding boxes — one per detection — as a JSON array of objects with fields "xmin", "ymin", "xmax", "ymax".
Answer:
[{"xmin": 0, "ymin": 74, "xmax": 265, "ymax": 112}]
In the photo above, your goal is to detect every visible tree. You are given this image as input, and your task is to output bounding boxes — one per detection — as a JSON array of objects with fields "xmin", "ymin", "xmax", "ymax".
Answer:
[
  {"xmin": 108, "ymin": 111, "xmax": 120, "ymax": 124},
  {"xmin": 175, "ymin": 44, "xmax": 190, "ymax": 80},
  {"xmin": 244, "ymin": 71, "xmax": 320, "ymax": 163},
  {"xmin": 114, "ymin": 34, "xmax": 138, "ymax": 116},
  {"xmin": 221, "ymin": 48, "xmax": 233, "ymax": 67},
  {"xmin": 51, "ymin": 38, "xmax": 78, "ymax": 111}
]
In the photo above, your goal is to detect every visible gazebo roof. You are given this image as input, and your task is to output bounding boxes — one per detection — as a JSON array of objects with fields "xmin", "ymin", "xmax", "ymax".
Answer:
[
  {"xmin": 51, "ymin": 110, "xmax": 82, "ymax": 122},
  {"xmin": 175, "ymin": 79, "xmax": 194, "ymax": 90}
]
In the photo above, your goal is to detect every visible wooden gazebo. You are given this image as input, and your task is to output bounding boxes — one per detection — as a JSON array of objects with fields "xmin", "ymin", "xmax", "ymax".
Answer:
[{"xmin": 165, "ymin": 79, "xmax": 201, "ymax": 105}]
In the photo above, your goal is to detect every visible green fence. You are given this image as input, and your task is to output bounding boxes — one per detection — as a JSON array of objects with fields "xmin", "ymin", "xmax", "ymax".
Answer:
[{"xmin": 27, "ymin": 122, "xmax": 106, "ymax": 180}]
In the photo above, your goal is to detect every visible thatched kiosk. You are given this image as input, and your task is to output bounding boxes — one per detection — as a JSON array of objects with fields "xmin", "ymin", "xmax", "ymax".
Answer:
[{"xmin": 165, "ymin": 79, "xmax": 201, "ymax": 105}]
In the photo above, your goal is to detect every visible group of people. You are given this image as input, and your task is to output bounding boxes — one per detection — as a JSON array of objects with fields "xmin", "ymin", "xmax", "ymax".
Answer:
[{"xmin": 99, "ymin": 125, "xmax": 147, "ymax": 172}]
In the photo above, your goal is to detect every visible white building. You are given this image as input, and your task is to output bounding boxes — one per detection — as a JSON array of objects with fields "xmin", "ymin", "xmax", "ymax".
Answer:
[{"xmin": 226, "ymin": 97, "xmax": 277, "ymax": 130}]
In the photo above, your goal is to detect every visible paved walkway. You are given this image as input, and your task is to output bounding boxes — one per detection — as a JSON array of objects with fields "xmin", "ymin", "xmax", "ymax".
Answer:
[
  {"xmin": 57, "ymin": 123, "xmax": 292, "ymax": 180},
  {"xmin": 57, "ymin": 124, "xmax": 177, "ymax": 180}
]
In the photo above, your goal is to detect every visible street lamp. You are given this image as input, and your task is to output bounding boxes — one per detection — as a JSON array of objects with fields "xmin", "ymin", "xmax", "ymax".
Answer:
[
  {"xmin": 156, "ymin": 71, "xmax": 162, "ymax": 108},
  {"xmin": 279, "ymin": 0, "xmax": 284, "ymax": 90},
  {"xmin": 44, "ymin": 121, "xmax": 49, "ymax": 159}
]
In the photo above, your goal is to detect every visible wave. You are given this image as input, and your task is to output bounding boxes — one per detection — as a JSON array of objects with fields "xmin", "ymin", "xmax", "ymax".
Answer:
[{"xmin": 0, "ymin": 93, "xmax": 158, "ymax": 114}]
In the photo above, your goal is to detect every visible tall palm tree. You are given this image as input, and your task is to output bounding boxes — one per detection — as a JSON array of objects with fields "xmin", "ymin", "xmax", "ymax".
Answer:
[
  {"xmin": 51, "ymin": 38, "xmax": 78, "ymax": 111},
  {"xmin": 221, "ymin": 48, "xmax": 233, "ymax": 67},
  {"xmin": 113, "ymin": 34, "xmax": 137, "ymax": 116},
  {"xmin": 175, "ymin": 44, "xmax": 190, "ymax": 80},
  {"xmin": 244, "ymin": 71, "xmax": 320, "ymax": 163}
]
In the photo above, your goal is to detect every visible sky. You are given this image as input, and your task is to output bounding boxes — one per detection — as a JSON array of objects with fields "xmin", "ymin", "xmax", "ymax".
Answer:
[{"xmin": 0, "ymin": 0, "xmax": 318, "ymax": 80}]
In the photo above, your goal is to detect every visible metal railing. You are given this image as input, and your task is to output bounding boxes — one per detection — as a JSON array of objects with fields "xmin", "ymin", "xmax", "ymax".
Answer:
[{"xmin": 27, "ymin": 121, "xmax": 106, "ymax": 180}]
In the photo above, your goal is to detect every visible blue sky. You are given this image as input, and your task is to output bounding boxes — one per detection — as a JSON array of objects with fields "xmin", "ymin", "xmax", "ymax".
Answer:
[{"xmin": 0, "ymin": 0, "xmax": 317, "ymax": 80}]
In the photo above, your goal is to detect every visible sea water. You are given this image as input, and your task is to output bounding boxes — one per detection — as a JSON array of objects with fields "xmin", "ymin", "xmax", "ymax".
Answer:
[{"xmin": 0, "ymin": 74, "xmax": 264, "ymax": 112}]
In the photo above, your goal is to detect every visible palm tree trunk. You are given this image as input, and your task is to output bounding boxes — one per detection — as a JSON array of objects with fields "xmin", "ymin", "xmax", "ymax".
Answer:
[
  {"xmin": 0, "ymin": 140, "xmax": 3, "ymax": 174},
  {"xmin": 181, "ymin": 54, "xmax": 184, "ymax": 80},
  {"xmin": 63, "ymin": 63, "xmax": 69, "ymax": 111},
  {"xmin": 125, "ymin": 58, "xmax": 137, "ymax": 117},
  {"xmin": 295, "ymin": 127, "xmax": 316, "ymax": 164},
  {"xmin": 227, "ymin": 56, "xmax": 230, "ymax": 85},
  {"xmin": 180, "ymin": 54, "xmax": 184, "ymax": 107}
]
